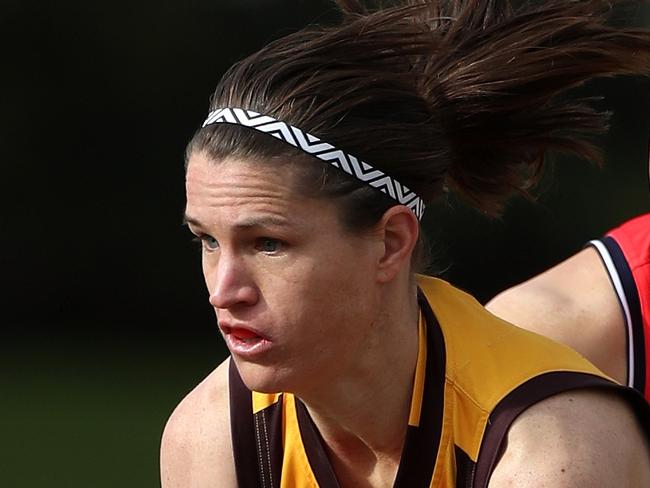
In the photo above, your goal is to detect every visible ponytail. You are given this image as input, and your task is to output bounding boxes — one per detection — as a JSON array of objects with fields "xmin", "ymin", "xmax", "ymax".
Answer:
[
  {"xmin": 410, "ymin": 0, "xmax": 650, "ymax": 211},
  {"xmin": 189, "ymin": 0, "xmax": 650, "ymax": 218}
]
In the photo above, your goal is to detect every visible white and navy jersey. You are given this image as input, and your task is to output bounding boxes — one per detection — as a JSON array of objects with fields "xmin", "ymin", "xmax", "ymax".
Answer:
[{"xmin": 588, "ymin": 213, "xmax": 650, "ymax": 400}]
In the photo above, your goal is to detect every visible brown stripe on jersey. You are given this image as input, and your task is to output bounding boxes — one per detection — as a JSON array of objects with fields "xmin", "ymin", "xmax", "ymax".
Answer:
[
  {"xmin": 454, "ymin": 445, "xmax": 476, "ymax": 488},
  {"xmin": 229, "ymin": 359, "xmax": 262, "ymax": 488},
  {"xmin": 229, "ymin": 361, "xmax": 284, "ymax": 488},
  {"xmin": 253, "ymin": 402, "xmax": 284, "ymax": 488},
  {"xmin": 295, "ymin": 397, "xmax": 341, "ymax": 488},
  {"xmin": 472, "ymin": 372, "xmax": 650, "ymax": 488},
  {"xmin": 392, "ymin": 290, "xmax": 446, "ymax": 487}
]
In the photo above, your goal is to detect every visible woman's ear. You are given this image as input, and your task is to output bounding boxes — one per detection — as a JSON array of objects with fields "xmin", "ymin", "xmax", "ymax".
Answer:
[{"xmin": 375, "ymin": 205, "xmax": 420, "ymax": 283}]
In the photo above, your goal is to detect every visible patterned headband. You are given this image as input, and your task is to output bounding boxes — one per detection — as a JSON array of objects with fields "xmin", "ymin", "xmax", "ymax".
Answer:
[{"xmin": 201, "ymin": 108, "xmax": 426, "ymax": 220}]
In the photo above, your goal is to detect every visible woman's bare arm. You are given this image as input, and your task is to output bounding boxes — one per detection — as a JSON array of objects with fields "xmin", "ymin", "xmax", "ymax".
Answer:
[
  {"xmin": 160, "ymin": 358, "xmax": 237, "ymax": 488},
  {"xmin": 487, "ymin": 247, "xmax": 627, "ymax": 383}
]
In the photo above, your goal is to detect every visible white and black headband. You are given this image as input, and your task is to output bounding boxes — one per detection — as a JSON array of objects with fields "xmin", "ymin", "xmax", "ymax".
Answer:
[{"xmin": 202, "ymin": 108, "xmax": 426, "ymax": 220}]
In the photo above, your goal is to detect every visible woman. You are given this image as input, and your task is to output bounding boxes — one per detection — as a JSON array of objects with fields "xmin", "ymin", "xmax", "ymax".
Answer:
[
  {"xmin": 487, "ymin": 212, "xmax": 650, "ymax": 400},
  {"xmin": 161, "ymin": 1, "xmax": 650, "ymax": 486}
]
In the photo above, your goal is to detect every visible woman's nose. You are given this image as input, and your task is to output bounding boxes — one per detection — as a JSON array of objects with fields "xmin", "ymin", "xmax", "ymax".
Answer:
[{"xmin": 207, "ymin": 253, "xmax": 258, "ymax": 310}]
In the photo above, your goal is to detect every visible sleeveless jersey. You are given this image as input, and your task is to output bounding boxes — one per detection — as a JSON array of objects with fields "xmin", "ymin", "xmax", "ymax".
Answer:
[
  {"xmin": 228, "ymin": 275, "xmax": 650, "ymax": 488},
  {"xmin": 588, "ymin": 213, "xmax": 650, "ymax": 399}
]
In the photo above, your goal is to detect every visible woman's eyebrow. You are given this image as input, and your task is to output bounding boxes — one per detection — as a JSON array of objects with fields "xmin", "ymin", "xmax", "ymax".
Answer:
[
  {"xmin": 232, "ymin": 216, "xmax": 293, "ymax": 230},
  {"xmin": 182, "ymin": 214, "xmax": 202, "ymax": 228},
  {"xmin": 181, "ymin": 214, "xmax": 294, "ymax": 230}
]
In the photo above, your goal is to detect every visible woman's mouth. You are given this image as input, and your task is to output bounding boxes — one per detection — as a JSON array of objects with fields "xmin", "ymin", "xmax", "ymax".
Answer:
[
  {"xmin": 221, "ymin": 325, "xmax": 272, "ymax": 358},
  {"xmin": 231, "ymin": 327, "xmax": 261, "ymax": 341}
]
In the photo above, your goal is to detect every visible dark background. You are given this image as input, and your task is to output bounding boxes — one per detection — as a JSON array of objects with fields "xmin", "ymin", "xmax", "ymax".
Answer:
[{"xmin": 1, "ymin": 1, "xmax": 649, "ymax": 486}]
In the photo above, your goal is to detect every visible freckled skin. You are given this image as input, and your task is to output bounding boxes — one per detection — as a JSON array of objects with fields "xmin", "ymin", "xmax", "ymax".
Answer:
[{"xmin": 184, "ymin": 152, "xmax": 391, "ymax": 398}]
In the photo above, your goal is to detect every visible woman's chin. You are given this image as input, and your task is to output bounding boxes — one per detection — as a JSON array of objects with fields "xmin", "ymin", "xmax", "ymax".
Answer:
[{"xmin": 233, "ymin": 359, "xmax": 293, "ymax": 394}]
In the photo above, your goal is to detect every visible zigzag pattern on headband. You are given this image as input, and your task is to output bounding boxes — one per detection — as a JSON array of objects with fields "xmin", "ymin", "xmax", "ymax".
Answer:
[{"xmin": 202, "ymin": 108, "xmax": 425, "ymax": 220}]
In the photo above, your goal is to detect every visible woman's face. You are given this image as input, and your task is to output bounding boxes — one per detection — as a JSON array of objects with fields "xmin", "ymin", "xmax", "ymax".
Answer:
[{"xmin": 184, "ymin": 152, "xmax": 386, "ymax": 395}]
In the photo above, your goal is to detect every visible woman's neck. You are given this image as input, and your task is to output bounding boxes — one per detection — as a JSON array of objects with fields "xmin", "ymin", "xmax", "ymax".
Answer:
[{"xmin": 296, "ymin": 281, "xmax": 421, "ymax": 483}]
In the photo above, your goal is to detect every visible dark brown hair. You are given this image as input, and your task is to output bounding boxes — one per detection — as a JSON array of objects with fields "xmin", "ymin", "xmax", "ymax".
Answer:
[{"xmin": 187, "ymin": 0, "xmax": 650, "ymax": 267}]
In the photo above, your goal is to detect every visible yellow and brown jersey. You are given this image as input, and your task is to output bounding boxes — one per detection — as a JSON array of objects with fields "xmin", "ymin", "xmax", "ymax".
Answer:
[{"xmin": 228, "ymin": 276, "xmax": 650, "ymax": 488}]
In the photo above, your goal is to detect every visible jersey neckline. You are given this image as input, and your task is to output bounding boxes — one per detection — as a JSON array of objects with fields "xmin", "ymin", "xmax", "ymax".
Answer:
[{"xmin": 292, "ymin": 289, "xmax": 447, "ymax": 488}]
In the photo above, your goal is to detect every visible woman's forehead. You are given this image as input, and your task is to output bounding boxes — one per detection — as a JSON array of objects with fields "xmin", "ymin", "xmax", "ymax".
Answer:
[
  {"xmin": 186, "ymin": 152, "xmax": 302, "ymax": 190},
  {"xmin": 185, "ymin": 153, "xmax": 336, "ymax": 229}
]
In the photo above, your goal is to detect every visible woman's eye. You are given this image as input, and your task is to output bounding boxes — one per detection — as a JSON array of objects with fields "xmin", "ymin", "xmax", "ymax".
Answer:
[
  {"xmin": 202, "ymin": 235, "xmax": 219, "ymax": 251},
  {"xmin": 256, "ymin": 238, "xmax": 282, "ymax": 253}
]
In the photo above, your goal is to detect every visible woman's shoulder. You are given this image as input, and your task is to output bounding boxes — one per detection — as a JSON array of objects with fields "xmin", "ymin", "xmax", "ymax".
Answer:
[
  {"xmin": 160, "ymin": 357, "xmax": 237, "ymax": 488},
  {"xmin": 489, "ymin": 388, "xmax": 650, "ymax": 487}
]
